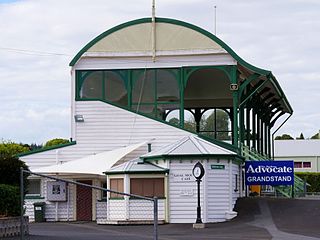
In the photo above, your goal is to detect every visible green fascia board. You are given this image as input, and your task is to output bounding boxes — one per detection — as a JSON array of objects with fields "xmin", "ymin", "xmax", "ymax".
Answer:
[
  {"xmin": 25, "ymin": 195, "xmax": 45, "ymax": 200},
  {"xmin": 269, "ymin": 74, "xmax": 293, "ymax": 114},
  {"xmin": 69, "ymin": 17, "xmax": 269, "ymax": 76},
  {"xmin": 17, "ymin": 141, "xmax": 77, "ymax": 158},
  {"xmin": 104, "ymin": 170, "xmax": 169, "ymax": 175},
  {"xmin": 76, "ymin": 98, "xmax": 237, "ymax": 152},
  {"xmin": 142, "ymin": 154, "xmax": 243, "ymax": 162}
]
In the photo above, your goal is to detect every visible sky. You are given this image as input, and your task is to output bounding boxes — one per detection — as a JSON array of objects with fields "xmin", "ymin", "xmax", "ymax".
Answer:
[{"xmin": 0, "ymin": 0, "xmax": 319, "ymax": 144}]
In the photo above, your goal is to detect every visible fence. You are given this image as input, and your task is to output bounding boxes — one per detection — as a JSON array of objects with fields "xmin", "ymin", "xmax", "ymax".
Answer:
[{"xmin": 19, "ymin": 169, "xmax": 159, "ymax": 240}]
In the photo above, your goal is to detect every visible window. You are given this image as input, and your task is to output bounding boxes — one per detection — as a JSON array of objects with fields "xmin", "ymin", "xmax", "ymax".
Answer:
[
  {"xmin": 80, "ymin": 71, "xmax": 103, "ymax": 99},
  {"xmin": 130, "ymin": 178, "xmax": 164, "ymax": 198},
  {"xmin": 104, "ymin": 70, "xmax": 128, "ymax": 107},
  {"xmin": 294, "ymin": 162, "xmax": 302, "ymax": 168},
  {"xmin": 131, "ymin": 69, "xmax": 181, "ymax": 123},
  {"xmin": 101, "ymin": 181, "xmax": 108, "ymax": 200},
  {"xmin": 199, "ymin": 109, "xmax": 231, "ymax": 140},
  {"xmin": 110, "ymin": 178, "xmax": 124, "ymax": 199},
  {"xmin": 27, "ymin": 179, "xmax": 41, "ymax": 195},
  {"xmin": 77, "ymin": 68, "xmax": 181, "ymax": 125},
  {"xmin": 303, "ymin": 162, "xmax": 311, "ymax": 168}
]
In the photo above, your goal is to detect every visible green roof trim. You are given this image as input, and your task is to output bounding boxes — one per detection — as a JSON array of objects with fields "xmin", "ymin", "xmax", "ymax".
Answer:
[
  {"xmin": 70, "ymin": 17, "xmax": 270, "ymax": 76},
  {"xmin": 17, "ymin": 141, "xmax": 77, "ymax": 158},
  {"xmin": 142, "ymin": 154, "xmax": 243, "ymax": 161},
  {"xmin": 104, "ymin": 170, "xmax": 169, "ymax": 175}
]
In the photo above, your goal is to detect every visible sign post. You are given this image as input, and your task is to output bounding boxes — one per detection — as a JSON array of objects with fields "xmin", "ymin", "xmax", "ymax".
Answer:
[{"xmin": 192, "ymin": 162, "xmax": 205, "ymax": 227}]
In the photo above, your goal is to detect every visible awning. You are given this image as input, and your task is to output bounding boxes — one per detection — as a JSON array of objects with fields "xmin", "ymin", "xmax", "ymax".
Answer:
[{"xmin": 32, "ymin": 142, "xmax": 146, "ymax": 175}]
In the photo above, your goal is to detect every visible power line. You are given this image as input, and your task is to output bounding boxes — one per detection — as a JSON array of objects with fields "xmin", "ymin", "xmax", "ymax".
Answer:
[{"xmin": 0, "ymin": 47, "xmax": 71, "ymax": 57}]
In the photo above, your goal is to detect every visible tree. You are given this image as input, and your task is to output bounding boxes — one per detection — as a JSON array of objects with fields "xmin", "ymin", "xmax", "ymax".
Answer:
[
  {"xmin": 202, "ymin": 110, "xmax": 230, "ymax": 140},
  {"xmin": 0, "ymin": 141, "xmax": 30, "ymax": 159},
  {"xmin": 0, "ymin": 155, "xmax": 29, "ymax": 217},
  {"xmin": 311, "ymin": 132, "xmax": 320, "ymax": 140},
  {"xmin": 0, "ymin": 156, "xmax": 29, "ymax": 186},
  {"xmin": 168, "ymin": 117, "xmax": 179, "ymax": 127},
  {"xmin": 296, "ymin": 133, "xmax": 305, "ymax": 140},
  {"xmin": 275, "ymin": 134, "xmax": 294, "ymax": 140},
  {"xmin": 44, "ymin": 138, "xmax": 70, "ymax": 148}
]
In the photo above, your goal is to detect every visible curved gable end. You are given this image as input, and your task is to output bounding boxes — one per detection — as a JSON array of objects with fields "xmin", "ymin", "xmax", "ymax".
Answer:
[
  {"xmin": 70, "ymin": 18, "xmax": 227, "ymax": 66},
  {"xmin": 87, "ymin": 22, "xmax": 224, "ymax": 53}
]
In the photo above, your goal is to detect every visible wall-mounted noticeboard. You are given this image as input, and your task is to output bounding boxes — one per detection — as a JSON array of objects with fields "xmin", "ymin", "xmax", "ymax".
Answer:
[{"xmin": 47, "ymin": 181, "xmax": 67, "ymax": 201}]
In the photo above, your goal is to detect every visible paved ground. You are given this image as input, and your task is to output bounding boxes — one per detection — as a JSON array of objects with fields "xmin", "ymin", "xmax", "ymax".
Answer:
[{"xmin": 8, "ymin": 198, "xmax": 320, "ymax": 240}]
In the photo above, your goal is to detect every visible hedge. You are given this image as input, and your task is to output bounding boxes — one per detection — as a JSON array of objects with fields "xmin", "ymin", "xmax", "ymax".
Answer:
[
  {"xmin": 0, "ymin": 184, "xmax": 20, "ymax": 217},
  {"xmin": 295, "ymin": 172, "xmax": 320, "ymax": 192}
]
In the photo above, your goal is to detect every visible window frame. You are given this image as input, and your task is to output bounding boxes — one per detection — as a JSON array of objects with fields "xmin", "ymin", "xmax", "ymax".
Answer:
[
  {"xmin": 26, "ymin": 178, "xmax": 42, "ymax": 198},
  {"xmin": 130, "ymin": 178, "xmax": 165, "ymax": 198},
  {"xmin": 109, "ymin": 178, "xmax": 124, "ymax": 199}
]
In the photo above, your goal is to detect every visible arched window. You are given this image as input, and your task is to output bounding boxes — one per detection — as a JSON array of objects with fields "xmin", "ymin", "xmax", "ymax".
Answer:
[
  {"xmin": 78, "ymin": 70, "xmax": 128, "ymax": 107},
  {"xmin": 80, "ymin": 71, "xmax": 103, "ymax": 99},
  {"xmin": 184, "ymin": 68, "xmax": 232, "ymax": 109},
  {"xmin": 200, "ymin": 109, "xmax": 231, "ymax": 141}
]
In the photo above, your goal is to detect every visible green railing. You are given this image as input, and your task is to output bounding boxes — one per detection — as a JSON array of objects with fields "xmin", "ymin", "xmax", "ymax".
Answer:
[{"xmin": 241, "ymin": 144, "xmax": 306, "ymax": 198}]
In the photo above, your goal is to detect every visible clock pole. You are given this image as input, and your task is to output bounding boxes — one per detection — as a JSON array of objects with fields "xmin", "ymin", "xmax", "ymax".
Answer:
[
  {"xmin": 192, "ymin": 162, "xmax": 205, "ymax": 225},
  {"xmin": 196, "ymin": 178, "xmax": 202, "ymax": 223}
]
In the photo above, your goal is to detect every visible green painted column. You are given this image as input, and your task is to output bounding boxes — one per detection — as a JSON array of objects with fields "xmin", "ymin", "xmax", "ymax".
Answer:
[
  {"xmin": 231, "ymin": 66, "xmax": 239, "ymax": 148},
  {"xmin": 252, "ymin": 109, "xmax": 256, "ymax": 150},
  {"xmin": 128, "ymin": 70, "xmax": 132, "ymax": 108},
  {"xmin": 239, "ymin": 106, "xmax": 245, "ymax": 145},
  {"xmin": 257, "ymin": 116, "xmax": 261, "ymax": 154},
  {"xmin": 180, "ymin": 68, "xmax": 185, "ymax": 128},
  {"xmin": 264, "ymin": 121, "xmax": 268, "ymax": 157},
  {"xmin": 246, "ymin": 106, "xmax": 251, "ymax": 148}
]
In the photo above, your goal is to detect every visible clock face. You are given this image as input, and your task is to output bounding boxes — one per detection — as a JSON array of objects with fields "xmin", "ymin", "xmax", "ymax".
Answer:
[
  {"xmin": 193, "ymin": 162, "xmax": 205, "ymax": 179},
  {"xmin": 193, "ymin": 166, "xmax": 201, "ymax": 178}
]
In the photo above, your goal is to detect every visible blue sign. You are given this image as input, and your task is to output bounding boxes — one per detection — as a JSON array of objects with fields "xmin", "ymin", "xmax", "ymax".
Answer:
[{"xmin": 245, "ymin": 161, "xmax": 294, "ymax": 186}]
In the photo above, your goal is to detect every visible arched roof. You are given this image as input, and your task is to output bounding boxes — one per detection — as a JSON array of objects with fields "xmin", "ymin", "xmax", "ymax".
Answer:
[
  {"xmin": 70, "ymin": 17, "xmax": 292, "ymax": 114},
  {"xmin": 70, "ymin": 17, "xmax": 268, "ymax": 75}
]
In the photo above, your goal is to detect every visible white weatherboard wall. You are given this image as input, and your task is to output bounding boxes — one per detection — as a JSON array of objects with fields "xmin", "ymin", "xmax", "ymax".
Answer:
[
  {"xmin": 25, "ymin": 178, "xmax": 76, "ymax": 222},
  {"xmin": 168, "ymin": 159, "xmax": 240, "ymax": 223},
  {"xmin": 97, "ymin": 199, "xmax": 165, "ymax": 224},
  {"xmin": 21, "ymin": 101, "xmax": 191, "ymax": 170},
  {"xmin": 206, "ymin": 160, "xmax": 240, "ymax": 222},
  {"xmin": 169, "ymin": 160, "xmax": 204, "ymax": 223}
]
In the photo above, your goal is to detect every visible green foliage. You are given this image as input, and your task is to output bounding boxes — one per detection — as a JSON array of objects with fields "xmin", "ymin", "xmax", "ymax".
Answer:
[
  {"xmin": 311, "ymin": 132, "xmax": 320, "ymax": 139},
  {"xmin": 0, "ymin": 155, "xmax": 29, "ymax": 217},
  {"xmin": 184, "ymin": 119, "xmax": 196, "ymax": 132},
  {"xmin": 0, "ymin": 184, "xmax": 20, "ymax": 217},
  {"xmin": 0, "ymin": 156, "xmax": 29, "ymax": 187},
  {"xmin": 44, "ymin": 138, "xmax": 69, "ymax": 148},
  {"xmin": 0, "ymin": 141, "xmax": 30, "ymax": 159},
  {"xmin": 168, "ymin": 117, "xmax": 179, "ymax": 127},
  {"xmin": 168, "ymin": 110, "xmax": 230, "ymax": 140},
  {"xmin": 275, "ymin": 134, "xmax": 294, "ymax": 140},
  {"xmin": 296, "ymin": 133, "xmax": 305, "ymax": 140},
  {"xmin": 202, "ymin": 110, "xmax": 229, "ymax": 140},
  {"xmin": 295, "ymin": 172, "xmax": 320, "ymax": 192}
]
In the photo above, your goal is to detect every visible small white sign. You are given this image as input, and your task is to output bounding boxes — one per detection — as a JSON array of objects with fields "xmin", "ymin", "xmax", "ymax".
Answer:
[
  {"xmin": 170, "ymin": 173, "xmax": 193, "ymax": 182},
  {"xmin": 179, "ymin": 188, "xmax": 194, "ymax": 196}
]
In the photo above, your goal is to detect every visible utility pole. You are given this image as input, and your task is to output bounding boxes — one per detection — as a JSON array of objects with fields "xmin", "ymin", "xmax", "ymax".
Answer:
[
  {"xmin": 151, "ymin": 0, "xmax": 156, "ymax": 62},
  {"xmin": 214, "ymin": 5, "xmax": 217, "ymax": 35}
]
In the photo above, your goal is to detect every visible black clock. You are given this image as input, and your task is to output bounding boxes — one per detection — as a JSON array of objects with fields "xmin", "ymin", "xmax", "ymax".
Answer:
[{"xmin": 192, "ymin": 162, "xmax": 205, "ymax": 180}]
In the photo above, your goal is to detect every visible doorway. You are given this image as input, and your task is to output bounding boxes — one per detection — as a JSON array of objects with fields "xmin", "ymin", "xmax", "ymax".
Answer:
[{"xmin": 76, "ymin": 180, "xmax": 92, "ymax": 221}]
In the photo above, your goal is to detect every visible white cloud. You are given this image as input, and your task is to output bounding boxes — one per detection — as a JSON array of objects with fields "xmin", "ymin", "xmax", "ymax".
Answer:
[{"xmin": 0, "ymin": 0, "xmax": 319, "ymax": 142}]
